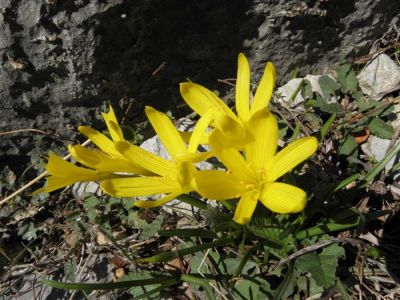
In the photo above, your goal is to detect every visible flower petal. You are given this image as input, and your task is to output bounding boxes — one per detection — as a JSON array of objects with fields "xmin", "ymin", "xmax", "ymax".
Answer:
[
  {"xmin": 267, "ymin": 136, "xmax": 318, "ymax": 182},
  {"xmin": 236, "ymin": 53, "xmax": 251, "ymax": 123},
  {"xmin": 46, "ymin": 152, "xmax": 97, "ymax": 178},
  {"xmin": 260, "ymin": 182, "xmax": 306, "ymax": 213},
  {"xmin": 43, "ymin": 152, "xmax": 115, "ymax": 193},
  {"xmin": 102, "ymin": 105, "xmax": 124, "ymax": 142},
  {"xmin": 133, "ymin": 192, "xmax": 181, "ymax": 208},
  {"xmin": 78, "ymin": 126, "xmax": 119, "ymax": 156},
  {"xmin": 188, "ymin": 109, "xmax": 214, "ymax": 153},
  {"xmin": 245, "ymin": 109, "xmax": 278, "ymax": 169},
  {"xmin": 145, "ymin": 106, "xmax": 187, "ymax": 160},
  {"xmin": 251, "ymin": 62, "xmax": 276, "ymax": 114},
  {"xmin": 195, "ymin": 170, "xmax": 245, "ymax": 200},
  {"xmin": 176, "ymin": 161, "xmax": 196, "ymax": 193},
  {"xmin": 68, "ymin": 144, "xmax": 151, "ymax": 175},
  {"xmin": 233, "ymin": 191, "xmax": 259, "ymax": 224},
  {"xmin": 213, "ymin": 113, "xmax": 253, "ymax": 147},
  {"xmin": 116, "ymin": 141, "xmax": 176, "ymax": 177},
  {"xmin": 180, "ymin": 82, "xmax": 236, "ymax": 119},
  {"xmin": 101, "ymin": 176, "xmax": 181, "ymax": 197},
  {"xmin": 209, "ymin": 130, "xmax": 256, "ymax": 183}
]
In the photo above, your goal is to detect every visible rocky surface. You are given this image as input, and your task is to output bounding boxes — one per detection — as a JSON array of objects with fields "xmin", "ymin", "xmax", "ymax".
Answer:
[{"xmin": 0, "ymin": 0, "xmax": 399, "ymax": 176}]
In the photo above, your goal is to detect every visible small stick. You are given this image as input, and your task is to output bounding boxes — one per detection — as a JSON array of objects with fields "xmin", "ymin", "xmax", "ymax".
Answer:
[
  {"xmin": 0, "ymin": 128, "xmax": 49, "ymax": 137},
  {"xmin": 0, "ymin": 139, "xmax": 91, "ymax": 206}
]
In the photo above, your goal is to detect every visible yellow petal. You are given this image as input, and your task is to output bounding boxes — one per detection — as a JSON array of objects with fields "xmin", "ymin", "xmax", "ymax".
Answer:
[
  {"xmin": 44, "ymin": 174, "xmax": 109, "ymax": 193},
  {"xmin": 116, "ymin": 141, "xmax": 176, "ymax": 177},
  {"xmin": 236, "ymin": 53, "xmax": 251, "ymax": 122},
  {"xmin": 145, "ymin": 106, "xmax": 187, "ymax": 160},
  {"xmin": 267, "ymin": 136, "xmax": 318, "ymax": 182},
  {"xmin": 43, "ymin": 152, "xmax": 115, "ymax": 193},
  {"xmin": 251, "ymin": 62, "xmax": 276, "ymax": 114},
  {"xmin": 209, "ymin": 131, "xmax": 256, "ymax": 183},
  {"xmin": 233, "ymin": 190, "xmax": 260, "ymax": 224},
  {"xmin": 101, "ymin": 176, "xmax": 181, "ymax": 197},
  {"xmin": 213, "ymin": 113, "xmax": 253, "ymax": 147},
  {"xmin": 194, "ymin": 170, "xmax": 245, "ymax": 200},
  {"xmin": 245, "ymin": 109, "xmax": 278, "ymax": 169},
  {"xmin": 260, "ymin": 182, "xmax": 306, "ymax": 213},
  {"xmin": 176, "ymin": 161, "xmax": 196, "ymax": 193},
  {"xmin": 102, "ymin": 105, "xmax": 124, "ymax": 142},
  {"xmin": 133, "ymin": 192, "xmax": 181, "ymax": 208},
  {"xmin": 179, "ymin": 131, "xmax": 210, "ymax": 146},
  {"xmin": 78, "ymin": 126, "xmax": 119, "ymax": 156},
  {"xmin": 180, "ymin": 82, "xmax": 236, "ymax": 119},
  {"xmin": 188, "ymin": 109, "xmax": 214, "ymax": 153},
  {"xmin": 46, "ymin": 152, "xmax": 97, "ymax": 178},
  {"xmin": 69, "ymin": 144, "xmax": 152, "ymax": 175}
]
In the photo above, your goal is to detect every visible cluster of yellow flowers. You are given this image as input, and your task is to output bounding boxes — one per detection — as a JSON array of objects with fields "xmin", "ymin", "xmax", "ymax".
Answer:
[{"xmin": 39, "ymin": 54, "xmax": 318, "ymax": 224}]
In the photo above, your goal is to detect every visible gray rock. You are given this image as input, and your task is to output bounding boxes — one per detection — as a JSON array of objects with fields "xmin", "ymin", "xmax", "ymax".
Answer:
[
  {"xmin": 361, "ymin": 135, "xmax": 400, "ymax": 171},
  {"xmin": 357, "ymin": 54, "xmax": 400, "ymax": 100},
  {"xmin": 1, "ymin": 0, "xmax": 399, "ymax": 179},
  {"xmin": 276, "ymin": 74, "xmax": 337, "ymax": 108}
]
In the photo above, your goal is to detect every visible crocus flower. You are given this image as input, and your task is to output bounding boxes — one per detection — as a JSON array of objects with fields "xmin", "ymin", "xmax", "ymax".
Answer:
[
  {"xmin": 179, "ymin": 53, "xmax": 276, "ymax": 147},
  {"xmin": 100, "ymin": 106, "xmax": 212, "ymax": 208},
  {"xmin": 194, "ymin": 109, "xmax": 318, "ymax": 224},
  {"xmin": 69, "ymin": 106, "xmax": 151, "ymax": 175}
]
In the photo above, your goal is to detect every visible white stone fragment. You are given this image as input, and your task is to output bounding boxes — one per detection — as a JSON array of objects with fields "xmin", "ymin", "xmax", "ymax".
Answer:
[
  {"xmin": 276, "ymin": 74, "xmax": 337, "ymax": 109},
  {"xmin": 361, "ymin": 135, "xmax": 400, "ymax": 171},
  {"xmin": 357, "ymin": 54, "xmax": 400, "ymax": 100}
]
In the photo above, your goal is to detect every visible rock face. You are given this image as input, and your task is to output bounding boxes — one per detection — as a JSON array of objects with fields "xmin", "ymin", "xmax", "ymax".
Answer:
[{"xmin": 0, "ymin": 0, "xmax": 399, "ymax": 175}]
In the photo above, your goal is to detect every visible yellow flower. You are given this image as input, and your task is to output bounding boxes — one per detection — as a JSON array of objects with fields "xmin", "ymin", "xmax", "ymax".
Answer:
[
  {"xmin": 100, "ymin": 106, "xmax": 213, "ymax": 208},
  {"xmin": 179, "ymin": 53, "xmax": 276, "ymax": 147},
  {"xmin": 69, "ymin": 106, "xmax": 151, "ymax": 175},
  {"xmin": 194, "ymin": 109, "xmax": 318, "ymax": 224},
  {"xmin": 37, "ymin": 106, "xmax": 143, "ymax": 194},
  {"xmin": 36, "ymin": 152, "xmax": 118, "ymax": 194}
]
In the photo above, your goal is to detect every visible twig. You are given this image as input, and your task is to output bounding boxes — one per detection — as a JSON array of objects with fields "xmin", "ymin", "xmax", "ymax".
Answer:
[
  {"xmin": 276, "ymin": 238, "xmax": 342, "ymax": 268},
  {"xmin": 0, "ymin": 139, "xmax": 91, "ymax": 206},
  {"xmin": 0, "ymin": 128, "xmax": 49, "ymax": 137}
]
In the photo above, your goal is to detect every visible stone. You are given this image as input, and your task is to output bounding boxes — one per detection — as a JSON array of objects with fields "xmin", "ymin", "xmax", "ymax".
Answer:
[
  {"xmin": 276, "ymin": 74, "xmax": 337, "ymax": 109},
  {"xmin": 361, "ymin": 135, "xmax": 400, "ymax": 172},
  {"xmin": 357, "ymin": 54, "xmax": 400, "ymax": 100}
]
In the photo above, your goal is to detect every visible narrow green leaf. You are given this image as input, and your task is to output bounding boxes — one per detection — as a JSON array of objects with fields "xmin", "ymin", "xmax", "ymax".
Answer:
[
  {"xmin": 181, "ymin": 274, "xmax": 216, "ymax": 300},
  {"xmin": 274, "ymin": 263, "xmax": 297, "ymax": 299},
  {"xmin": 295, "ymin": 216, "xmax": 359, "ymax": 240},
  {"xmin": 334, "ymin": 173, "xmax": 361, "ymax": 191},
  {"xmin": 158, "ymin": 228, "xmax": 217, "ymax": 239},
  {"xmin": 290, "ymin": 122, "xmax": 301, "ymax": 142},
  {"xmin": 43, "ymin": 276, "xmax": 178, "ymax": 291},
  {"xmin": 177, "ymin": 194, "xmax": 208, "ymax": 209},
  {"xmin": 336, "ymin": 278, "xmax": 351, "ymax": 300},
  {"xmin": 362, "ymin": 140, "xmax": 400, "ymax": 184},
  {"xmin": 138, "ymin": 237, "xmax": 234, "ymax": 263},
  {"xmin": 319, "ymin": 113, "xmax": 336, "ymax": 141}
]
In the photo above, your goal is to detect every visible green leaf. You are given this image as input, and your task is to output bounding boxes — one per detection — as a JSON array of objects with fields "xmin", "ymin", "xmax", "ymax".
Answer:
[
  {"xmin": 339, "ymin": 135, "xmax": 358, "ymax": 156},
  {"xmin": 336, "ymin": 64, "xmax": 358, "ymax": 93},
  {"xmin": 301, "ymin": 80, "xmax": 314, "ymax": 99},
  {"xmin": 368, "ymin": 117, "xmax": 393, "ymax": 139},
  {"xmin": 319, "ymin": 75, "xmax": 339, "ymax": 99},
  {"xmin": 130, "ymin": 211, "xmax": 164, "ymax": 241},
  {"xmin": 18, "ymin": 222, "xmax": 38, "ymax": 241},
  {"xmin": 234, "ymin": 276, "xmax": 272, "ymax": 300},
  {"xmin": 314, "ymin": 94, "xmax": 341, "ymax": 114},
  {"xmin": 64, "ymin": 262, "xmax": 77, "ymax": 282},
  {"xmin": 295, "ymin": 243, "xmax": 345, "ymax": 288}
]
